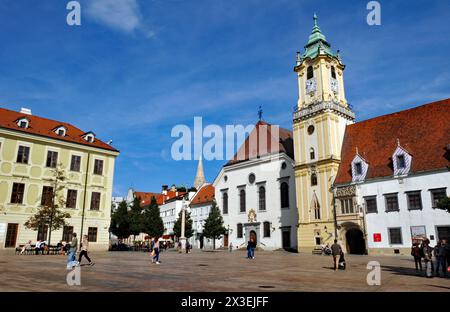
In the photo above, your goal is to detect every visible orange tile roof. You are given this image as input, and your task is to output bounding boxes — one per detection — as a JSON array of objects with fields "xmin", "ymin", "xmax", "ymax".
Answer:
[
  {"xmin": 335, "ymin": 99, "xmax": 450, "ymax": 185},
  {"xmin": 136, "ymin": 190, "xmax": 186, "ymax": 207},
  {"xmin": 227, "ymin": 120, "xmax": 294, "ymax": 166},
  {"xmin": 190, "ymin": 184, "xmax": 215, "ymax": 206},
  {"xmin": 0, "ymin": 107, "xmax": 118, "ymax": 152}
]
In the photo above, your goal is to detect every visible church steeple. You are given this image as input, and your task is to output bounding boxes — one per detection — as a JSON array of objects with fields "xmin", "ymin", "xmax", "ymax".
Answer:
[
  {"xmin": 302, "ymin": 14, "xmax": 336, "ymax": 61},
  {"xmin": 193, "ymin": 156, "xmax": 206, "ymax": 190}
]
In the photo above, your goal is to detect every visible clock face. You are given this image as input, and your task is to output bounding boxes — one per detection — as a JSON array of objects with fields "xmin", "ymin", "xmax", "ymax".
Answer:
[
  {"xmin": 330, "ymin": 78, "xmax": 339, "ymax": 93},
  {"xmin": 305, "ymin": 78, "xmax": 316, "ymax": 93}
]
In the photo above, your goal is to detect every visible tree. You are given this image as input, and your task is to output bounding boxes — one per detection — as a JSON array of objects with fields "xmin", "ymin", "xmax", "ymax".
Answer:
[
  {"xmin": 173, "ymin": 209, "xmax": 194, "ymax": 239},
  {"xmin": 142, "ymin": 197, "xmax": 164, "ymax": 238},
  {"xmin": 24, "ymin": 164, "xmax": 71, "ymax": 247},
  {"xmin": 129, "ymin": 196, "xmax": 144, "ymax": 238},
  {"xmin": 437, "ymin": 197, "xmax": 450, "ymax": 213},
  {"xmin": 203, "ymin": 201, "xmax": 226, "ymax": 249},
  {"xmin": 110, "ymin": 200, "xmax": 131, "ymax": 241}
]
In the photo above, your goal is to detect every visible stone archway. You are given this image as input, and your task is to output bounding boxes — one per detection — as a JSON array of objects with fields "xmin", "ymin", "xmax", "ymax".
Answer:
[{"xmin": 340, "ymin": 222, "xmax": 366, "ymax": 255}]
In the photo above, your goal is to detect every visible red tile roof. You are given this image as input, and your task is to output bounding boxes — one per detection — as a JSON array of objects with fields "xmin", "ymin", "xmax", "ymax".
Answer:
[
  {"xmin": 227, "ymin": 120, "xmax": 294, "ymax": 166},
  {"xmin": 190, "ymin": 184, "xmax": 215, "ymax": 206},
  {"xmin": 136, "ymin": 190, "xmax": 186, "ymax": 207},
  {"xmin": 335, "ymin": 99, "xmax": 450, "ymax": 185},
  {"xmin": 0, "ymin": 107, "xmax": 118, "ymax": 152}
]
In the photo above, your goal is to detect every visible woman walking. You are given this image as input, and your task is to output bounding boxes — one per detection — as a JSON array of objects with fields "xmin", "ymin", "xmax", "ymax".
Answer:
[
  {"xmin": 78, "ymin": 235, "xmax": 94, "ymax": 266},
  {"xmin": 152, "ymin": 238, "xmax": 160, "ymax": 264}
]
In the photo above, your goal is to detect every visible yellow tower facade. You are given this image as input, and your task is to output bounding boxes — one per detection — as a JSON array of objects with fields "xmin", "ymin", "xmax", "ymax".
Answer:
[{"xmin": 293, "ymin": 15, "xmax": 355, "ymax": 252}]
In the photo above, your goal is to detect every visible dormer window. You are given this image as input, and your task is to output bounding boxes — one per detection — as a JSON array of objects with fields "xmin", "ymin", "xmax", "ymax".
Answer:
[
  {"xmin": 355, "ymin": 162, "xmax": 362, "ymax": 175},
  {"xmin": 17, "ymin": 118, "xmax": 29, "ymax": 129},
  {"xmin": 54, "ymin": 126, "xmax": 67, "ymax": 137},
  {"xmin": 351, "ymin": 154, "xmax": 368, "ymax": 183},
  {"xmin": 393, "ymin": 144, "xmax": 411, "ymax": 176},
  {"xmin": 82, "ymin": 132, "xmax": 95, "ymax": 143}
]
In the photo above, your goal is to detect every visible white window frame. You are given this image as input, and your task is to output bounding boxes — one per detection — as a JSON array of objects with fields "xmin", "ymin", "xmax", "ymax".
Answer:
[
  {"xmin": 351, "ymin": 154, "xmax": 368, "ymax": 182},
  {"xmin": 393, "ymin": 146, "xmax": 412, "ymax": 176},
  {"xmin": 16, "ymin": 117, "xmax": 30, "ymax": 129}
]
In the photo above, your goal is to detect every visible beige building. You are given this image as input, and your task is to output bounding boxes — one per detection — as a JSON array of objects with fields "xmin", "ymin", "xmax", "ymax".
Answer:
[
  {"xmin": 293, "ymin": 15, "xmax": 355, "ymax": 252},
  {"xmin": 0, "ymin": 107, "xmax": 119, "ymax": 251}
]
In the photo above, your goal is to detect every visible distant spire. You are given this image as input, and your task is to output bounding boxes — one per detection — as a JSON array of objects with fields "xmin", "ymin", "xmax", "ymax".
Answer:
[
  {"xmin": 193, "ymin": 155, "xmax": 206, "ymax": 190},
  {"xmin": 258, "ymin": 105, "xmax": 263, "ymax": 121},
  {"xmin": 396, "ymin": 138, "xmax": 400, "ymax": 146}
]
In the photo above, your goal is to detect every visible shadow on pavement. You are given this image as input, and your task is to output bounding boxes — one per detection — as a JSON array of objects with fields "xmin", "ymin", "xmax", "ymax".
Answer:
[{"xmin": 381, "ymin": 265, "xmax": 425, "ymax": 277}]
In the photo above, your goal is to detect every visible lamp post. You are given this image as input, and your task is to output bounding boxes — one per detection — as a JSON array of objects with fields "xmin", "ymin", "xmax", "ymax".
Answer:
[{"xmin": 180, "ymin": 197, "xmax": 187, "ymax": 252}]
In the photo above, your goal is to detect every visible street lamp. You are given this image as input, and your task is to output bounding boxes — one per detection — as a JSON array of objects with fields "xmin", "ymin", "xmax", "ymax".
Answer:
[{"xmin": 180, "ymin": 196, "xmax": 188, "ymax": 252}]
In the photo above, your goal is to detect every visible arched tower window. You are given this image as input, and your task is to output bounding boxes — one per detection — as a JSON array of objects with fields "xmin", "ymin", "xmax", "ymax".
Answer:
[
  {"xmin": 258, "ymin": 186, "xmax": 266, "ymax": 211},
  {"xmin": 307, "ymin": 66, "xmax": 314, "ymax": 79},
  {"xmin": 331, "ymin": 66, "xmax": 336, "ymax": 79},
  {"xmin": 310, "ymin": 148, "xmax": 315, "ymax": 160},
  {"xmin": 280, "ymin": 182, "xmax": 289, "ymax": 208},
  {"xmin": 239, "ymin": 189, "xmax": 246, "ymax": 213},
  {"xmin": 311, "ymin": 173, "xmax": 318, "ymax": 186},
  {"xmin": 263, "ymin": 221, "xmax": 271, "ymax": 238}
]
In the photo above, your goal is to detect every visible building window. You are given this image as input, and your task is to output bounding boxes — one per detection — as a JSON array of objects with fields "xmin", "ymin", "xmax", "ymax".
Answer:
[
  {"xmin": 311, "ymin": 173, "xmax": 317, "ymax": 186},
  {"xmin": 263, "ymin": 221, "xmax": 271, "ymax": 238},
  {"xmin": 237, "ymin": 223, "xmax": 243, "ymax": 238},
  {"xmin": 257, "ymin": 186, "xmax": 266, "ymax": 211},
  {"xmin": 407, "ymin": 191, "xmax": 422, "ymax": 210},
  {"xmin": 384, "ymin": 193, "xmax": 399, "ymax": 212},
  {"xmin": 16, "ymin": 146, "xmax": 30, "ymax": 164},
  {"xmin": 17, "ymin": 118, "xmax": 29, "ymax": 128},
  {"xmin": 88, "ymin": 227, "xmax": 98, "ymax": 242},
  {"xmin": 430, "ymin": 188, "xmax": 447, "ymax": 208},
  {"xmin": 307, "ymin": 66, "xmax": 314, "ymax": 79},
  {"xmin": 70, "ymin": 155, "xmax": 81, "ymax": 172},
  {"xmin": 10, "ymin": 183, "xmax": 25, "ymax": 204},
  {"xmin": 355, "ymin": 162, "xmax": 362, "ymax": 175},
  {"xmin": 62, "ymin": 226, "xmax": 74, "ymax": 242},
  {"xmin": 365, "ymin": 196, "xmax": 378, "ymax": 213},
  {"xmin": 222, "ymin": 192, "xmax": 228, "ymax": 214},
  {"xmin": 90, "ymin": 192, "xmax": 101, "ymax": 210},
  {"xmin": 314, "ymin": 205, "xmax": 321, "ymax": 220},
  {"xmin": 248, "ymin": 173, "xmax": 256, "ymax": 184},
  {"xmin": 46, "ymin": 151, "xmax": 58, "ymax": 168},
  {"xmin": 66, "ymin": 190, "xmax": 77, "ymax": 209},
  {"xmin": 340, "ymin": 198, "xmax": 354, "ymax": 214},
  {"xmin": 37, "ymin": 224, "xmax": 48, "ymax": 241},
  {"xmin": 41, "ymin": 186, "xmax": 54, "ymax": 206},
  {"xmin": 239, "ymin": 189, "xmax": 246, "ymax": 213},
  {"xmin": 310, "ymin": 148, "xmax": 315, "ymax": 160},
  {"xmin": 280, "ymin": 182, "xmax": 289, "ymax": 208},
  {"xmin": 388, "ymin": 227, "xmax": 403, "ymax": 245},
  {"xmin": 331, "ymin": 66, "xmax": 336, "ymax": 79},
  {"xmin": 307, "ymin": 125, "xmax": 315, "ymax": 135},
  {"xmin": 93, "ymin": 159, "xmax": 104, "ymax": 175},
  {"xmin": 436, "ymin": 226, "xmax": 450, "ymax": 241},
  {"xmin": 397, "ymin": 154, "xmax": 406, "ymax": 169}
]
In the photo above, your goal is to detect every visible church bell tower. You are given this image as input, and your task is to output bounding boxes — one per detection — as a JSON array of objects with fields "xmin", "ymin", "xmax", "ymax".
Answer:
[{"xmin": 293, "ymin": 14, "xmax": 355, "ymax": 252}]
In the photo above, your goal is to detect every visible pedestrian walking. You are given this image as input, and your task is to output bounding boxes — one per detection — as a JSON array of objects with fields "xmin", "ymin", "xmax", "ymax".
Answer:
[
  {"xmin": 78, "ymin": 235, "xmax": 94, "ymax": 266},
  {"xmin": 434, "ymin": 240, "xmax": 447, "ymax": 277},
  {"xmin": 152, "ymin": 238, "xmax": 160, "ymax": 264},
  {"xmin": 246, "ymin": 238, "xmax": 256, "ymax": 259},
  {"xmin": 331, "ymin": 239, "xmax": 342, "ymax": 271},
  {"xmin": 421, "ymin": 239, "xmax": 434, "ymax": 278},
  {"xmin": 229, "ymin": 242, "xmax": 233, "ymax": 252},
  {"xmin": 66, "ymin": 233, "xmax": 79, "ymax": 270},
  {"xmin": 411, "ymin": 242, "xmax": 422, "ymax": 271}
]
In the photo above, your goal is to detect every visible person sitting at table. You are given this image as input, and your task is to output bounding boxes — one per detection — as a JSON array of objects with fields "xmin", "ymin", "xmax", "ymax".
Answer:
[{"xmin": 35, "ymin": 240, "xmax": 42, "ymax": 255}]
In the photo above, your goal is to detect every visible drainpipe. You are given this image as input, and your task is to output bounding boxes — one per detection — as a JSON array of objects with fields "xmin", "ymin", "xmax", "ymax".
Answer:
[{"xmin": 80, "ymin": 152, "xmax": 91, "ymax": 250}]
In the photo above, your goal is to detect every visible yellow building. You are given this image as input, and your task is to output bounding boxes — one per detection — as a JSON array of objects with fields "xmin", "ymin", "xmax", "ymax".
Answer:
[
  {"xmin": 293, "ymin": 15, "xmax": 355, "ymax": 252},
  {"xmin": 0, "ymin": 107, "xmax": 119, "ymax": 251}
]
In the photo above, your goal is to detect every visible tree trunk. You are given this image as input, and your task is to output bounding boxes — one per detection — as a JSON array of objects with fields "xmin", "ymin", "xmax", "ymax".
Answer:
[
  {"xmin": 48, "ymin": 210, "xmax": 53, "ymax": 254},
  {"xmin": 213, "ymin": 238, "xmax": 216, "ymax": 250}
]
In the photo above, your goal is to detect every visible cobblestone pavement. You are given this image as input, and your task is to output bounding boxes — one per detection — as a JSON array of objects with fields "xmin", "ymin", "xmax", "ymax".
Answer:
[{"xmin": 0, "ymin": 249, "xmax": 449, "ymax": 292}]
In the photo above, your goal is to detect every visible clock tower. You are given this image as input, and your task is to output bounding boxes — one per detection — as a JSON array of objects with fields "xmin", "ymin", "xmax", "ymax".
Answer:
[{"xmin": 293, "ymin": 14, "xmax": 355, "ymax": 252}]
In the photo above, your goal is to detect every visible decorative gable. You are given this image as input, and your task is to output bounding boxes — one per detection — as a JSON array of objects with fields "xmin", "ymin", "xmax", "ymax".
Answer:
[
  {"xmin": 351, "ymin": 153, "xmax": 368, "ymax": 183},
  {"xmin": 16, "ymin": 117, "xmax": 30, "ymax": 129},
  {"xmin": 82, "ymin": 132, "xmax": 95, "ymax": 143},
  {"xmin": 392, "ymin": 144, "xmax": 412, "ymax": 176},
  {"xmin": 54, "ymin": 125, "xmax": 67, "ymax": 137}
]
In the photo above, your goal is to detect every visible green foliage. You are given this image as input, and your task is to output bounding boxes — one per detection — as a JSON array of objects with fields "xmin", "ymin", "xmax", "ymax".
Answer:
[
  {"xmin": 129, "ymin": 196, "xmax": 144, "ymax": 236},
  {"xmin": 437, "ymin": 197, "xmax": 450, "ymax": 213},
  {"xmin": 177, "ymin": 186, "xmax": 187, "ymax": 192},
  {"xmin": 173, "ymin": 209, "xmax": 194, "ymax": 238},
  {"xmin": 142, "ymin": 197, "xmax": 164, "ymax": 238},
  {"xmin": 188, "ymin": 187, "xmax": 197, "ymax": 192},
  {"xmin": 203, "ymin": 201, "xmax": 226, "ymax": 249},
  {"xmin": 24, "ymin": 164, "xmax": 71, "ymax": 245},
  {"xmin": 110, "ymin": 200, "xmax": 131, "ymax": 240}
]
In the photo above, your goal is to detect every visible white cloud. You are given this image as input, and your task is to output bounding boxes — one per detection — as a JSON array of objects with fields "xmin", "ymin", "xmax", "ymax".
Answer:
[{"xmin": 86, "ymin": 0, "xmax": 142, "ymax": 33}]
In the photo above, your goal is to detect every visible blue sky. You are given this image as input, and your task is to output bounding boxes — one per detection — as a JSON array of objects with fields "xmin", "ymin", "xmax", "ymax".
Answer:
[{"xmin": 1, "ymin": 0, "xmax": 449, "ymax": 196}]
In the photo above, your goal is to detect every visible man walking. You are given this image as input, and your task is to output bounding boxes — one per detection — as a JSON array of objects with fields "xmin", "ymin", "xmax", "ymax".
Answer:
[
  {"xmin": 66, "ymin": 233, "xmax": 78, "ymax": 270},
  {"xmin": 434, "ymin": 240, "xmax": 447, "ymax": 277},
  {"xmin": 331, "ymin": 239, "xmax": 342, "ymax": 271}
]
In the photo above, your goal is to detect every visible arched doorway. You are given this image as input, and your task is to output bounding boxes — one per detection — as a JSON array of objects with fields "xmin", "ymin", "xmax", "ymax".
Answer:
[
  {"xmin": 345, "ymin": 228, "xmax": 366, "ymax": 255},
  {"xmin": 250, "ymin": 230, "xmax": 257, "ymax": 244}
]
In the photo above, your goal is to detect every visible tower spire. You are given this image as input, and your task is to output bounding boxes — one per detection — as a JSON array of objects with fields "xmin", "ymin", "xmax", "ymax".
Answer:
[{"xmin": 193, "ymin": 155, "xmax": 206, "ymax": 190}]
